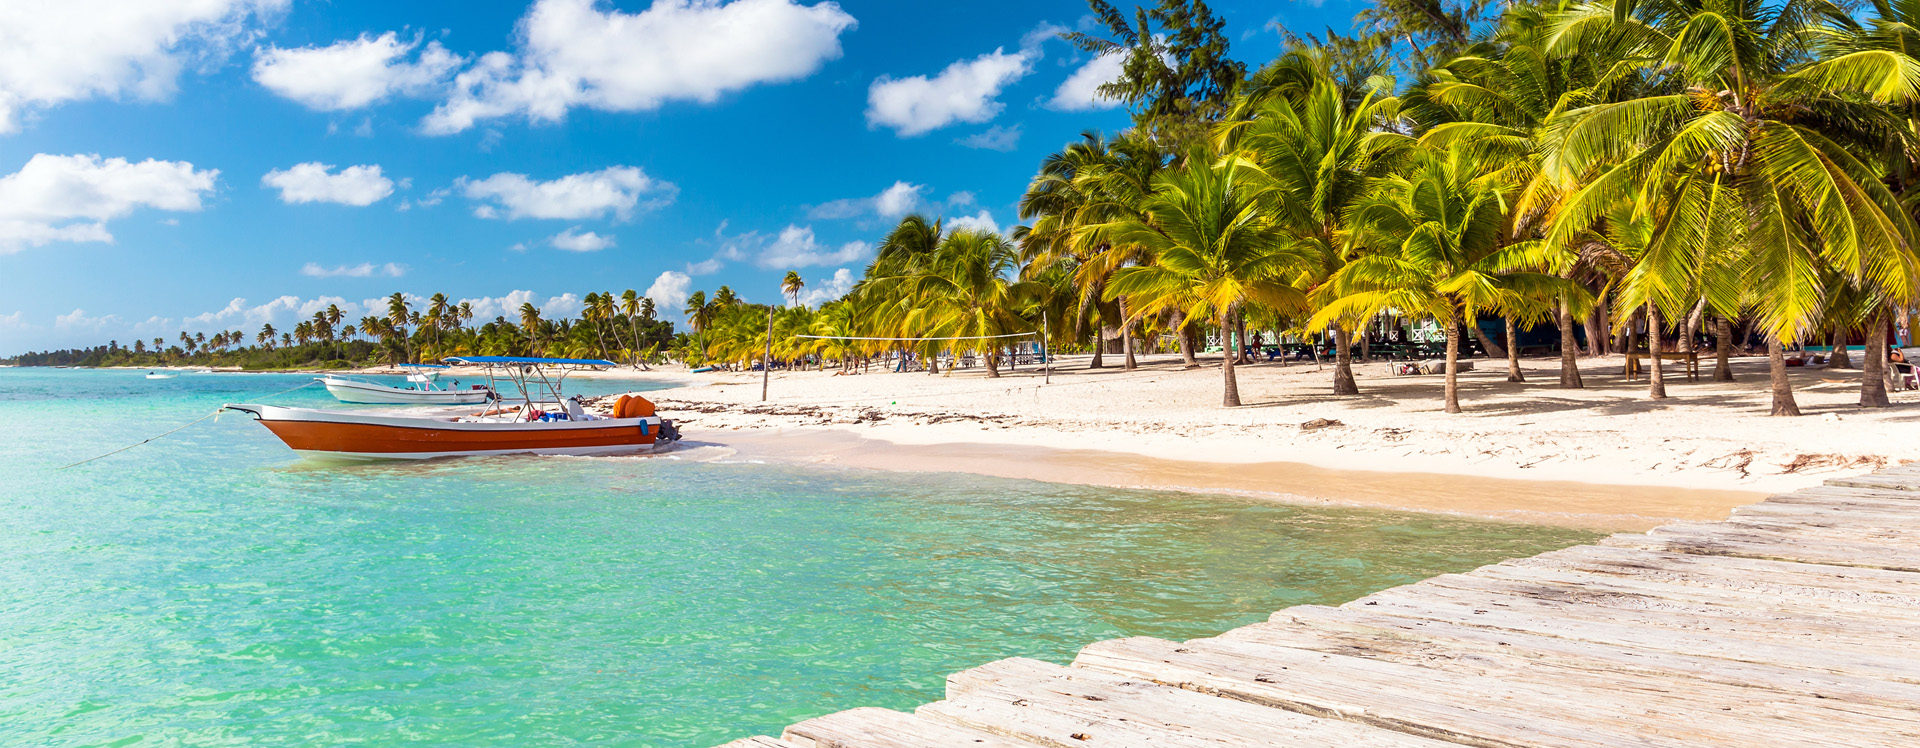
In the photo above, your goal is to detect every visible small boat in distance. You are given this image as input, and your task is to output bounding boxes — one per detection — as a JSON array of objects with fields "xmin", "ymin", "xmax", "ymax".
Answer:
[
  {"xmin": 145, "ymin": 372, "xmax": 175, "ymax": 380},
  {"xmin": 227, "ymin": 356, "xmax": 677, "ymax": 460},
  {"xmin": 319, "ymin": 364, "xmax": 493, "ymax": 405}
]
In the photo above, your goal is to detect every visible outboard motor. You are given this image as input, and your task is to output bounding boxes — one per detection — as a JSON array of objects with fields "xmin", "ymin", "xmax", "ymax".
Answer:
[{"xmin": 657, "ymin": 419, "xmax": 681, "ymax": 444}]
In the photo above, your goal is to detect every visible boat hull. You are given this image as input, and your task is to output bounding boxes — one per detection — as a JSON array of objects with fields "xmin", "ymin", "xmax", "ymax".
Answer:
[
  {"xmin": 227, "ymin": 404, "xmax": 663, "ymax": 459},
  {"xmin": 320, "ymin": 377, "xmax": 492, "ymax": 405}
]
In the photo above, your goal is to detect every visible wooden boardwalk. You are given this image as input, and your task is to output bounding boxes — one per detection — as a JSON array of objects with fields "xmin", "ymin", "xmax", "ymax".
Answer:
[{"xmin": 719, "ymin": 469, "xmax": 1920, "ymax": 747}]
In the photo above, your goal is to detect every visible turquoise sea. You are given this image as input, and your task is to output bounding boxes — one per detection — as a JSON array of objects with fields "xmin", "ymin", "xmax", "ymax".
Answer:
[{"xmin": 0, "ymin": 368, "xmax": 1597, "ymax": 746}]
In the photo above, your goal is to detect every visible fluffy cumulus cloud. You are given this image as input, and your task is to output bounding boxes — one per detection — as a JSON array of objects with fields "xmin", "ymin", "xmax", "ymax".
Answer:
[
  {"xmin": 0, "ymin": 0, "xmax": 287, "ymax": 133},
  {"xmin": 756, "ymin": 225, "xmax": 869, "ymax": 268},
  {"xmin": 947, "ymin": 210, "xmax": 1000, "ymax": 234},
  {"xmin": 0, "ymin": 154, "xmax": 219, "ymax": 253},
  {"xmin": 866, "ymin": 47, "xmax": 1032, "ymax": 136},
  {"xmin": 458, "ymin": 166, "xmax": 674, "ymax": 220},
  {"xmin": 300, "ymin": 261, "xmax": 406, "ymax": 278},
  {"xmin": 645, "ymin": 270, "xmax": 693, "ymax": 309},
  {"xmin": 422, "ymin": 0, "xmax": 857, "ymax": 134},
  {"xmin": 252, "ymin": 32, "xmax": 460, "ymax": 110},
  {"xmin": 793, "ymin": 267, "xmax": 854, "ymax": 308},
  {"xmin": 540, "ymin": 292, "xmax": 584, "ymax": 318},
  {"xmin": 1048, "ymin": 50, "xmax": 1126, "ymax": 111},
  {"xmin": 808, "ymin": 180, "xmax": 924, "ymax": 220},
  {"xmin": 549, "ymin": 226, "xmax": 615, "ymax": 251},
  {"xmin": 261, "ymin": 162, "xmax": 395, "ymax": 206}
]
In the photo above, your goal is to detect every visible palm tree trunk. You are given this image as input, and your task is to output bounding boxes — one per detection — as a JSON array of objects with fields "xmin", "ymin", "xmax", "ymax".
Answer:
[
  {"xmin": 1121, "ymin": 298, "xmax": 1137, "ymax": 370},
  {"xmin": 1443, "ymin": 318, "xmax": 1462, "ymax": 414},
  {"xmin": 1768, "ymin": 337, "xmax": 1801, "ymax": 416},
  {"xmin": 985, "ymin": 348, "xmax": 1000, "ymax": 378},
  {"xmin": 1332, "ymin": 323, "xmax": 1358, "ymax": 395},
  {"xmin": 1714, "ymin": 317, "xmax": 1735, "ymax": 381},
  {"xmin": 1220, "ymin": 312, "xmax": 1241, "ymax": 407},
  {"xmin": 1587, "ymin": 304, "xmax": 1607, "ymax": 356},
  {"xmin": 1557, "ymin": 301, "xmax": 1583, "ymax": 388},
  {"xmin": 1503, "ymin": 317, "xmax": 1524, "ymax": 382},
  {"xmin": 1174, "ymin": 311, "xmax": 1197, "ymax": 368},
  {"xmin": 1827, "ymin": 324, "xmax": 1853, "ymax": 369},
  {"xmin": 1234, "ymin": 313, "xmax": 1250, "ymax": 364},
  {"xmin": 1647, "ymin": 304, "xmax": 1667, "ymax": 399},
  {"xmin": 1862, "ymin": 305, "xmax": 1891, "ymax": 407},
  {"xmin": 1681, "ymin": 298, "xmax": 1706, "ymax": 356},
  {"xmin": 1470, "ymin": 320, "xmax": 1505, "ymax": 359}
]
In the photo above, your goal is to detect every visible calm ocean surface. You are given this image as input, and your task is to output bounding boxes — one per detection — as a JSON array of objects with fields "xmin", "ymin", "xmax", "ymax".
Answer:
[{"xmin": 0, "ymin": 368, "xmax": 1597, "ymax": 746}]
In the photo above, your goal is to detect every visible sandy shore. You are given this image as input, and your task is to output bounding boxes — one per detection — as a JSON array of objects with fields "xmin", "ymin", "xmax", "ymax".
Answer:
[{"xmin": 615, "ymin": 352, "xmax": 1920, "ymax": 530}]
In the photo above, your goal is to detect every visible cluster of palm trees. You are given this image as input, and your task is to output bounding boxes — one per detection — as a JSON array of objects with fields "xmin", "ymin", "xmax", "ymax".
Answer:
[{"xmin": 680, "ymin": 0, "xmax": 1920, "ymax": 416}]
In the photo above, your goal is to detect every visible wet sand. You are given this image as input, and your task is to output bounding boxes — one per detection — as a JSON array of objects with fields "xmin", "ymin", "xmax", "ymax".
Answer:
[{"xmin": 703, "ymin": 428, "xmax": 1767, "ymax": 532}]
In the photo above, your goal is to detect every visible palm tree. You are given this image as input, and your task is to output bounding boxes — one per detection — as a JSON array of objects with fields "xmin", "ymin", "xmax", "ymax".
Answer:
[
  {"xmin": 519, "ymin": 302, "xmax": 543, "ymax": 355},
  {"xmin": 872, "ymin": 230, "xmax": 1033, "ymax": 377},
  {"xmin": 1099, "ymin": 151, "xmax": 1310, "ymax": 406},
  {"xmin": 256, "ymin": 324, "xmax": 276, "ymax": 350},
  {"xmin": 1225, "ymin": 72, "xmax": 1412, "ymax": 394},
  {"xmin": 1542, "ymin": 0, "xmax": 1920, "ymax": 415},
  {"xmin": 386, "ymin": 293, "xmax": 412, "ymax": 364},
  {"xmin": 782, "ymin": 271, "xmax": 806, "ymax": 307},
  {"xmin": 1317, "ymin": 144, "xmax": 1579, "ymax": 413}
]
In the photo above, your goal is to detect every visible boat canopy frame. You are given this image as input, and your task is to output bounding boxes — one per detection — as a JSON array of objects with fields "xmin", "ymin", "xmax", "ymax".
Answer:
[{"xmin": 443, "ymin": 356, "xmax": 613, "ymax": 419}]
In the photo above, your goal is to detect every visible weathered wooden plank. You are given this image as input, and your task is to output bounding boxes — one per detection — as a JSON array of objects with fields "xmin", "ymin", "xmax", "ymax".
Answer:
[
  {"xmin": 1462, "ymin": 562, "xmax": 1920, "ymax": 624},
  {"xmin": 920, "ymin": 657, "xmax": 1447, "ymax": 747},
  {"xmin": 1606, "ymin": 526, "xmax": 1920, "ymax": 572},
  {"xmin": 1536, "ymin": 544, "xmax": 1920, "ymax": 594},
  {"xmin": 781, "ymin": 707, "xmax": 1040, "ymax": 748},
  {"xmin": 1512, "ymin": 544, "xmax": 1920, "ymax": 600},
  {"xmin": 1368, "ymin": 573, "xmax": 1920, "ymax": 654},
  {"xmin": 1075, "ymin": 635, "xmax": 1848, "ymax": 747},
  {"xmin": 1273, "ymin": 604, "xmax": 1920, "ymax": 710},
  {"xmin": 1826, "ymin": 472, "xmax": 1920, "ymax": 491},
  {"xmin": 1216, "ymin": 619, "xmax": 1920, "ymax": 741},
  {"xmin": 1338, "ymin": 580, "xmax": 1920, "ymax": 684}
]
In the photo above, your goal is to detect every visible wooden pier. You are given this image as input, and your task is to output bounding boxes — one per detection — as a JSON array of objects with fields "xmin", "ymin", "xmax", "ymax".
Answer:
[{"xmin": 719, "ymin": 468, "xmax": 1920, "ymax": 747}]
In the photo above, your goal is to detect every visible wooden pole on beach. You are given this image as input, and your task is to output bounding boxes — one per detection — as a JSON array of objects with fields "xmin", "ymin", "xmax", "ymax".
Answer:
[{"xmin": 761, "ymin": 306, "xmax": 774, "ymax": 402}]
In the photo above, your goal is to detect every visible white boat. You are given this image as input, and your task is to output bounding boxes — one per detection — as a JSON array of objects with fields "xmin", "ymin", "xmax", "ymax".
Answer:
[
  {"xmin": 319, "ymin": 365, "xmax": 493, "ymax": 405},
  {"xmin": 145, "ymin": 372, "xmax": 175, "ymax": 380},
  {"xmin": 230, "ymin": 356, "xmax": 677, "ymax": 460}
]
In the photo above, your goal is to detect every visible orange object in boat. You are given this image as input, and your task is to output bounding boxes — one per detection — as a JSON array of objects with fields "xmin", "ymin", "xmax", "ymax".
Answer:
[{"xmin": 614, "ymin": 394, "xmax": 633, "ymax": 418}]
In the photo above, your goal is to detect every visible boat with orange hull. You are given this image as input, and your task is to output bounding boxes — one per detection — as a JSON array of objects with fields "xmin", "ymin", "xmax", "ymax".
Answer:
[
  {"xmin": 225, "ymin": 356, "xmax": 678, "ymax": 460},
  {"xmin": 221, "ymin": 403, "xmax": 667, "ymax": 459}
]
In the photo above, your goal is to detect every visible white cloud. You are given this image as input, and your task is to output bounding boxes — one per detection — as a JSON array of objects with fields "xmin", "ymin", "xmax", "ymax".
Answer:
[
  {"xmin": 794, "ymin": 267, "xmax": 854, "ymax": 307},
  {"xmin": 0, "ymin": 311, "xmax": 27, "ymax": 331},
  {"xmin": 262, "ymin": 162, "xmax": 395, "ymax": 206},
  {"xmin": 0, "ymin": 154, "xmax": 219, "ymax": 253},
  {"xmin": 549, "ymin": 226, "xmax": 615, "ymax": 251},
  {"xmin": 867, "ymin": 48, "xmax": 1032, "ymax": 136},
  {"xmin": 0, "ymin": 0, "xmax": 287, "ymax": 133},
  {"xmin": 55, "ymin": 308, "xmax": 121, "ymax": 330},
  {"xmin": 301, "ymin": 261, "xmax": 406, "ymax": 278},
  {"xmin": 459, "ymin": 166, "xmax": 674, "ymax": 220},
  {"xmin": 757, "ymin": 225, "xmax": 869, "ymax": 268},
  {"xmin": 1048, "ymin": 50, "xmax": 1126, "ymax": 111},
  {"xmin": 809, "ymin": 180, "xmax": 924, "ymax": 220},
  {"xmin": 957, "ymin": 124, "xmax": 1021, "ymax": 151},
  {"xmin": 458, "ymin": 290, "xmax": 538, "ymax": 321},
  {"xmin": 252, "ymin": 31, "xmax": 460, "ymax": 110},
  {"xmin": 685, "ymin": 257, "xmax": 723, "ymax": 275},
  {"xmin": 947, "ymin": 210, "xmax": 1000, "ymax": 234},
  {"xmin": 947, "ymin": 190, "xmax": 976, "ymax": 207},
  {"xmin": 421, "ymin": 0, "xmax": 856, "ymax": 134},
  {"xmin": 540, "ymin": 292, "xmax": 584, "ymax": 318},
  {"xmin": 646, "ymin": 270, "xmax": 693, "ymax": 310}
]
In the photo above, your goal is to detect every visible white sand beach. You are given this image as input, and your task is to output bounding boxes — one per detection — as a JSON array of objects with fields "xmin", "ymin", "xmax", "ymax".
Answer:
[{"xmin": 621, "ymin": 352, "xmax": 1918, "ymax": 530}]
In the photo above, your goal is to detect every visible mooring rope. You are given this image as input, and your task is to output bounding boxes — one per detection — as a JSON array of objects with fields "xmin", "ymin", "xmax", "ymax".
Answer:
[{"xmin": 56, "ymin": 378, "xmax": 322, "ymax": 470}]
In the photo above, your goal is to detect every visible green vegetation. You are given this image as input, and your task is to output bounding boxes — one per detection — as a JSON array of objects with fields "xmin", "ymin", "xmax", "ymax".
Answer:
[{"xmin": 9, "ymin": 292, "xmax": 674, "ymax": 370}]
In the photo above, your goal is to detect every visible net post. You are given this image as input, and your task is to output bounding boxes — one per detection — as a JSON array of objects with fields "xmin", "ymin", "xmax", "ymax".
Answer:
[{"xmin": 1042, "ymin": 311, "xmax": 1050, "ymax": 385}]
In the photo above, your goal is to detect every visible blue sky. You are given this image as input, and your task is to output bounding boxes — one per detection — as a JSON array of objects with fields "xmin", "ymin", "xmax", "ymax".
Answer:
[{"xmin": 0, "ymin": 0, "xmax": 1357, "ymax": 354}]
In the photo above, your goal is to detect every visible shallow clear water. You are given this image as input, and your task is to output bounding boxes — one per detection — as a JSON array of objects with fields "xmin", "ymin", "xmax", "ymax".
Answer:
[{"xmin": 0, "ymin": 368, "xmax": 1598, "ymax": 746}]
